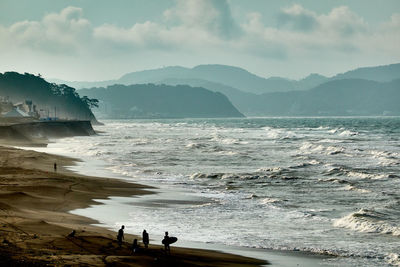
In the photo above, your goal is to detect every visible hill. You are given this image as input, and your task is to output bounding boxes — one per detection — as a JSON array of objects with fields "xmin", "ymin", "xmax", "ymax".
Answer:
[
  {"xmin": 58, "ymin": 64, "xmax": 328, "ymax": 94},
  {"xmin": 78, "ymin": 84, "xmax": 244, "ymax": 119},
  {"xmin": 248, "ymin": 79, "xmax": 400, "ymax": 116},
  {"xmin": 333, "ymin": 63, "xmax": 400, "ymax": 82},
  {"xmin": 0, "ymin": 72, "xmax": 99, "ymax": 123}
]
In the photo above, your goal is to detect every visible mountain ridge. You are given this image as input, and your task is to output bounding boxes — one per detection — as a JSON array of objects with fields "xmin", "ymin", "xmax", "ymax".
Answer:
[{"xmin": 52, "ymin": 62, "xmax": 400, "ymax": 95}]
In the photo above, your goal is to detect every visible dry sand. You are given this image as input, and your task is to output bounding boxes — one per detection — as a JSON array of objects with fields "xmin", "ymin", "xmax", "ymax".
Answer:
[{"xmin": 0, "ymin": 145, "xmax": 267, "ymax": 266}]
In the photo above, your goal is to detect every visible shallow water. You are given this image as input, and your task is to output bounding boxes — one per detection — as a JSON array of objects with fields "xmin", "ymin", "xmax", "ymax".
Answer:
[{"xmin": 40, "ymin": 117, "xmax": 400, "ymax": 266}]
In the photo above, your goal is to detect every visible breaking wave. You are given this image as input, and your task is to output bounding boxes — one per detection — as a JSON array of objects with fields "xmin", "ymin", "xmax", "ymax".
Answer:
[{"xmin": 334, "ymin": 209, "xmax": 400, "ymax": 237}]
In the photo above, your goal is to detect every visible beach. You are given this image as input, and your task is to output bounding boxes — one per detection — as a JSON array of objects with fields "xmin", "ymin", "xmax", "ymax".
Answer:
[
  {"xmin": 2, "ymin": 117, "xmax": 399, "ymax": 266},
  {"xmin": 0, "ymin": 145, "xmax": 267, "ymax": 266}
]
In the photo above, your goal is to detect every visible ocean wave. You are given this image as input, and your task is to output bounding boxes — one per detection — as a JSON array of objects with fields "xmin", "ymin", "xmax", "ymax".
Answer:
[
  {"xmin": 346, "ymin": 171, "xmax": 389, "ymax": 180},
  {"xmin": 185, "ymin": 142, "xmax": 207, "ymax": 149},
  {"xmin": 328, "ymin": 128, "xmax": 359, "ymax": 137},
  {"xmin": 299, "ymin": 142, "xmax": 345, "ymax": 155},
  {"xmin": 386, "ymin": 253, "xmax": 400, "ymax": 266},
  {"xmin": 189, "ymin": 170, "xmax": 299, "ymax": 181},
  {"xmin": 260, "ymin": 197, "xmax": 281, "ymax": 205},
  {"xmin": 289, "ymin": 160, "xmax": 321, "ymax": 169},
  {"xmin": 319, "ymin": 177, "xmax": 351, "ymax": 184},
  {"xmin": 324, "ymin": 166, "xmax": 391, "ymax": 180},
  {"xmin": 256, "ymin": 167, "xmax": 284, "ymax": 173},
  {"xmin": 262, "ymin": 127, "xmax": 298, "ymax": 140},
  {"xmin": 334, "ymin": 209, "xmax": 400, "ymax": 237},
  {"xmin": 190, "ymin": 172, "xmax": 266, "ymax": 180},
  {"xmin": 342, "ymin": 185, "xmax": 371, "ymax": 193},
  {"xmin": 338, "ymin": 130, "xmax": 359, "ymax": 137},
  {"xmin": 369, "ymin": 150, "xmax": 400, "ymax": 166},
  {"xmin": 216, "ymin": 151, "xmax": 239, "ymax": 156},
  {"xmin": 210, "ymin": 135, "xmax": 244, "ymax": 145}
]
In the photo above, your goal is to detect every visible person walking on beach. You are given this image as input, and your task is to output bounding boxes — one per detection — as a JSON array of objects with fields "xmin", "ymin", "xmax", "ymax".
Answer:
[
  {"xmin": 162, "ymin": 231, "xmax": 170, "ymax": 254},
  {"xmin": 117, "ymin": 225, "xmax": 124, "ymax": 248},
  {"xmin": 53, "ymin": 162, "xmax": 57, "ymax": 172},
  {"xmin": 142, "ymin": 229, "xmax": 149, "ymax": 248}
]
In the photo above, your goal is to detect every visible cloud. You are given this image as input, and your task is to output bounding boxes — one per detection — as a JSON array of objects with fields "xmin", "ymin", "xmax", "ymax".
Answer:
[
  {"xmin": 318, "ymin": 6, "xmax": 367, "ymax": 37},
  {"xmin": 163, "ymin": 0, "xmax": 241, "ymax": 39},
  {"xmin": 0, "ymin": 3, "xmax": 399, "ymax": 80},
  {"xmin": 2, "ymin": 6, "xmax": 91, "ymax": 54},
  {"xmin": 277, "ymin": 4, "xmax": 317, "ymax": 32},
  {"xmin": 244, "ymin": 4, "xmax": 375, "ymax": 58}
]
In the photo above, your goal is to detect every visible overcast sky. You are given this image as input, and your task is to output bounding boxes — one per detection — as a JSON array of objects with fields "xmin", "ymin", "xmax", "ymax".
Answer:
[{"xmin": 1, "ymin": 0, "xmax": 399, "ymax": 81}]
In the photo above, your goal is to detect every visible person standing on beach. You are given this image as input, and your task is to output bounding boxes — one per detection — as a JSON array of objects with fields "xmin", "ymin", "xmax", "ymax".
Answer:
[
  {"xmin": 163, "ymin": 231, "xmax": 170, "ymax": 254},
  {"xmin": 132, "ymin": 238, "xmax": 139, "ymax": 253},
  {"xmin": 142, "ymin": 229, "xmax": 149, "ymax": 248},
  {"xmin": 117, "ymin": 225, "xmax": 124, "ymax": 248},
  {"xmin": 54, "ymin": 162, "xmax": 57, "ymax": 172}
]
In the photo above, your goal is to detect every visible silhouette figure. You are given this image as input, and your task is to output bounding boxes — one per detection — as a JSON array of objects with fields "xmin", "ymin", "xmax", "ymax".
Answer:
[
  {"xmin": 142, "ymin": 230, "xmax": 149, "ymax": 248},
  {"xmin": 132, "ymin": 238, "xmax": 140, "ymax": 253},
  {"xmin": 117, "ymin": 225, "xmax": 124, "ymax": 248},
  {"xmin": 162, "ymin": 231, "xmax": 170, "ymax": 254},
  {"xmin": 54, "ymin": 162, "xmax": 57, "ymax": 172},
  {"xmin": 68, "ymin": 230, "xmax": 76, "ymax": 238}
]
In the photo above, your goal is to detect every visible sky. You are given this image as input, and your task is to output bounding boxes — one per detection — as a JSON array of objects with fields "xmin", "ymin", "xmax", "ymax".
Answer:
[{"xmin": 0, "ymin": 0, "xmax": 399, "ymax": 81}]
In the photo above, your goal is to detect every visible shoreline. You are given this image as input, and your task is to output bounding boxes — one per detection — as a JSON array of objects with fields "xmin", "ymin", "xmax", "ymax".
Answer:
[
  {"xmin": 22, "ymin": 140, "xmax": 335, "ymax": 266},
  {"xmin": 0, "ymin": 145, "xmax": 267, "ymax": 266}
]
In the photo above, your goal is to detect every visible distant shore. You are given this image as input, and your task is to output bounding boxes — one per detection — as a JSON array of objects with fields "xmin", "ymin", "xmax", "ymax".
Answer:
[{"xmin": 0, "ymin": 145, "xmax": 267, "ymax": 266}]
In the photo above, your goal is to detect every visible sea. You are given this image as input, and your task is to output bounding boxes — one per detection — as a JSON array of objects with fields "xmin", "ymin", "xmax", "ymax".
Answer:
[{"xmin": 35, "ymin": 117, "xmax": 400, "ymax": 266}]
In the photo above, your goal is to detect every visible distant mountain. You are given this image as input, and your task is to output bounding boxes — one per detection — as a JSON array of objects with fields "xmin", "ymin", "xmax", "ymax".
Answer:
[
  {"xmin": 156, "ymin": 78, "xmax": 257, "ymax": 115},
  {"xmin": 56, "ymin": 64, "xmax": 328, "ymax": 94},
  {"xmin": 117, "ymin": 65, "xmax": 300, "ymax": 94},
  {"xmin": 56, "ymin": 62, "xmax": 400, "ymax": 117},
  {"xmin": 78, "ymin": 84, "xmax": 244, "ymax": 119},
  {"xmin": 332, "ymin": 63, "xmax": 400, "ymax": 82},
  {"xmin": 55, "ymin": 62, "xmax": 399, "ymax": 96},
  {"xmin": 247, "ymin": 79, "xmax": 400, "ymax": 116},
  {"xmin": 0, "ymin": 72, "xmax": 99, "ymax": 123}
]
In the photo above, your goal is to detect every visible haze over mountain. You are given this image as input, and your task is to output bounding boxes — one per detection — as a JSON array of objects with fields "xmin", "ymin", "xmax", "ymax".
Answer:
[
  {"xmin": 67, "ymin": 62, "xmax": 400, "ymax": 117},
  {"xmin": 56, "ymin": 63, "xmax": 400, "ymax": 94},
  {"xmin": 249, "ymin": 79, "xmax": 400, "ymax": 116},
  {"xmin": 332, "ymin": 63, "xmax": 400, "ymax": 82},
  {"xmin": 54, "ymin": 64, "xmax": 329, "ymax": 94},
  {"xmin": 78, "ymin": 84, "xmax": 244, "ymax": 119}
]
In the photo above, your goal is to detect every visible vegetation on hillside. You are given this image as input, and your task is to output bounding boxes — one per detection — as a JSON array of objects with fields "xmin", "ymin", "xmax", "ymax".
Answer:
[{"xmin": 0, "ymin": 72, "xmax": 98, "ymax": 122}]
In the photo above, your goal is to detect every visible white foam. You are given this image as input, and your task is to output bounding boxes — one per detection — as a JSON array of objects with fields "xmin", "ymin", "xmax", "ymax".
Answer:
[
  {"xmin": 299, "ymin": 142, "xmax": 344, "ymax": 155},
  {"xmin": 346, "ymin": 171, "xmax": 388, "ymax": 180},
  {"xmin": 334, "ymin": 209, "xmax": 400, "ymax": 237},
  {"xmin": 342, "ymin": 185, "xmax": 371, "ymax": 193},
  {"xmin": 386, "ymin": 253, "xmax": 400, "ymax": 266},
  {"xmin": 260, "ymin": 197, "xmax": 281, "ymax": 204},
  {"xmin": 338, "ymin": 130, "xmax": 358, "ymax": 137}
]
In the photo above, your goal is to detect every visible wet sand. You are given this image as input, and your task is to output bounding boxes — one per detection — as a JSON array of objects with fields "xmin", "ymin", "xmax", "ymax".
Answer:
[{"xmin": 0, "ymin": 145, "xmax": 267, "ymax": 266}]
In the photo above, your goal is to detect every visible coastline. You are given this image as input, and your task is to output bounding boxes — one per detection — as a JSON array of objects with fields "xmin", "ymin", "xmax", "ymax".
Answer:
[
  {"xmin": 19, "ymin": 139, "xmax": 336, "ymax": 267},
  {"xmin": 0, "ymin": 145, "xmax": 267, "ymax": 266}
]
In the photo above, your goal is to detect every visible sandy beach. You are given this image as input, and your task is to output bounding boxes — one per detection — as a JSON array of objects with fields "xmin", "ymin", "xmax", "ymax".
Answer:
[{"xmin": 0, "ymin": 145, "xmax": 267, "ymax": 266}]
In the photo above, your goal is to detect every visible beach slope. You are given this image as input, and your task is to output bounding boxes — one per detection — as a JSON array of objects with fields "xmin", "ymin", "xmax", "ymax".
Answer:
[{"xmin": 0, "ymin": 146, "xmax": 267, "ymax": 266}]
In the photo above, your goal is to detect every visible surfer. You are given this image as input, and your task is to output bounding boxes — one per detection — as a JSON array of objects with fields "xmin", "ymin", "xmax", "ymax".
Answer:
[
  {"xmin": 142, "ymin": 230, "xmax": 149, "ymax": 248},
  {"xmin": 163, "ymin": 231, "xmax": 170, "ymax": 254},
  {"xmin": 162, "ymin": 231, "xmax": 177, "ymax": 254},
  {"xmin": 117, "ymin": 225, "xmax": 124, "ymax": 248}
]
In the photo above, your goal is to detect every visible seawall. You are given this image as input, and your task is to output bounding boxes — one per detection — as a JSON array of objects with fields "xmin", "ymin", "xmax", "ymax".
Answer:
[{"xmin": 0, "ymin": 120, "xmax": 95, "ymax": 145}]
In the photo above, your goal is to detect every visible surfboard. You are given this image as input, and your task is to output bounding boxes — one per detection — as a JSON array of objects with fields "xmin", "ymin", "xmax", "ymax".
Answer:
[{"xmin": 162, "ymin": 236, "xmax": 178, "ymax": 244}]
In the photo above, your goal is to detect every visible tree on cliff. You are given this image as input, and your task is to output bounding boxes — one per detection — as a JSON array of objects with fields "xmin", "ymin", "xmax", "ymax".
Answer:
[{"xmin": 0, "ymin": 72, "xmax": 99, "ymax": 123}]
